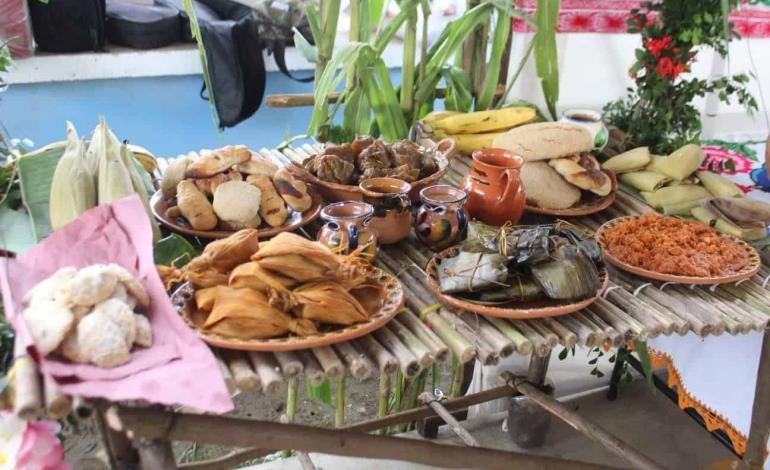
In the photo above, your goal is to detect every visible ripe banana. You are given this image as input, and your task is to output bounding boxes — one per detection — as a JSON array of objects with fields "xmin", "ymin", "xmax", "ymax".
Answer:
[
  {"xmin": 430, "ymin": 106, "xmax": 536, "ymax": 134},
  {"xmin": 446, "ymin": 132, "xmax": 505, "ymax": 154},
  {"xmin": 423, "ymin": 110, "xmax": 460, "ymax": 125}
]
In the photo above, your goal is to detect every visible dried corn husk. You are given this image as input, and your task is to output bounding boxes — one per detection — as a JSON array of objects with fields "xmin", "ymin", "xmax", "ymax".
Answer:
[
  {"xmin": 293, "ymin": 281, "xmax": 369, "ymax": 325},
  {"xmin": 195, "ymin": 286, "xmax": 221, "ymax": 312},
  {"xmin": 94, "ymin": 117, "xmax": 135, "ymax": 205},
  {"xmin": 120, "ymin": 143, "xmax": 161, "ymax": 242},
  {"xmin": 203, "ymin": 287, "xmax": 317, "ymax": 339},
  {"xmin": 49, "ymin": 122, "xmax": 96, "ymax": 230},
  {"xmin": 252, "ymin": 233, "xmax": 340, "ymax": 282},
  {"xmin": 229, "ymin": 261, "xmax": 297, "ymax": 309},
  {"xmin": 204, "ymin": 229, "xmax": 260, "ymax": 271}
]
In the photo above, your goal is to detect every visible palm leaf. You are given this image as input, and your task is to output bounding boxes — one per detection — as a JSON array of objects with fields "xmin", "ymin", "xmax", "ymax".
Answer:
[
  {"xmin": 17, "ymin": 146, "xmax": 65, "ymax": 241},
  {"xmin": 441, "ymin": 66, "xmax": 473, "ymax": 112},
  {"xmin": 373, "ymin": 0, "xmax": 422, "ymax": 54},
  {"xmin": 534, "ymin": 0, "xmax": 561, "ymax": 120},
  {"xmin": 477, "ymin": 9, "xmax": 512, "ymax": 110},
  {"xmin": 183, "ymin": 0, "xmax": 219, "ymax": 129}
]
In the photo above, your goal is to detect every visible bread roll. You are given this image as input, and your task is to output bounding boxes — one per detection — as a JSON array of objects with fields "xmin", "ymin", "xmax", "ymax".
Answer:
[
  {"xmin": 520, "ymin": 162, "xmax": 581, "ymax": 210},
  {"xmin": 185, "ymin": 145, "xmax": 251, "ymax": 178},
  {"xmin": 177, "ymin": 180, "xmax": 218, "ymax": 231},
  {"xmin": 247, "ymin": 175, "xmax": 289, "ymax": 227},
  {"xmin": 273, "ymin": 168, "xmax": 312, "ymax": 212},
  {"xmin": 160, "ymin": 156, "xmax": 192, "ymax": 198},
  {"xmin": 492, "ymin": 123, "xmax": 594, "ymax": 161},
  {"xmin": 213, "ymin": 181, "xmax": 262, "ymax": 230},
  {"xmin": 236, "ymin": 157, "xmax": 278, "ymax": 177},
  {"xmin": 549, "ymin": 154, "xmax": 612, "ymax": 196}
]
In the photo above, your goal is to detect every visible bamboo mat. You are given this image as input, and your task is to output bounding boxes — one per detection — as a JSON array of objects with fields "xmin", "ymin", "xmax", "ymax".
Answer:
[{"xmin": 19, "ymin": 152, "xmax": 770, "ymax": 418}]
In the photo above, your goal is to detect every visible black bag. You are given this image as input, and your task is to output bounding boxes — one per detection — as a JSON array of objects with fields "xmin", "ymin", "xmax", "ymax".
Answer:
[
  {"xmin": 27, "ymin": 0, "xmax": 106, "ymax": 53},
  {"xmin": 106, "ymin": 1, "xmax": 181, "ymax": 49}
]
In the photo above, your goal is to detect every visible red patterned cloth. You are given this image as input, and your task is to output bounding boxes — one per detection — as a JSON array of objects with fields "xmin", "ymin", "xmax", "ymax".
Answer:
[{"xmin": 512, "ymin": 0, "xmax": 770, "ymax": 37}]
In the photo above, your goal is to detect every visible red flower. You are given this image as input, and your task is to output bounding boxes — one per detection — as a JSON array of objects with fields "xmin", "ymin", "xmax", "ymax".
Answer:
[
  {"xmin": 644, "ymin": 36, "xmax": 672, "ymax": 58},
  {"xmin": 628, "ymin": 69, "xmax": 637, "ymax": 80},
  {"xmin": 656, "ymin": 57, "xmax": 686, "ymax": 80}
]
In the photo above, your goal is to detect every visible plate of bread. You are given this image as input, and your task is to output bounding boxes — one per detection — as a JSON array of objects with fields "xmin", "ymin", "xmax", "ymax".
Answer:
[
  {"xmin": 152, "ymin": 145, "xmax": 322, "ymax": 239},
  {"xmin": 492, "ymin": 123, "xmax": 617, "ymax": 216}
]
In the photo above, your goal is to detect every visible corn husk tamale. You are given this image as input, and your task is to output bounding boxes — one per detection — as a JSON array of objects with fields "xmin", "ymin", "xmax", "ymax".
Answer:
[
  {"xmin": 691, "ymin": 205, "xmax": 767, "ymax": 241},
  {"xmin": 655, "ymin": 144, "xmax": 705, "ymax": 181},
  {"xmin": 195, "ymin": 286, "xmax": 221, "ymax": 312},
  {"xmin": 229, "ymin": 261, "xmax": 298, "ymax": 309},
  {"xmin": 461, "ymin": 221, "xmax": 553, "ymax": 265},
  {"xmin": 530, "ymin": 244, "xmax": 600, "ymax": 300},
  {"xmin": 601, "ymin": 147, "xmax": 650, "ymax": 173},
  {"xmin": 645, "ymin": 155, "xmax": 667, "ymax": 174},
  {"xmin": 184, "ymin": 259, "xmax": 229, "ymax": 288},
  {"xmin": 252, "ymin": 232, "xmax": 340, "ymax": 282},
  {"xmin": 619, "ymin": 171, "xmax": 671, "ymax": 192},
  {"xmin": 293, "ymin": 281, "xmax": 369, "ymax": 325},
  {"xmin": 662, "ymin": 199, "xmax": 702, "ymax": 216},
  {"xmin": 203, "ymin": 286, "xmax": 317, "ymax": 339},
  {"xmin": 696, "ymin": 171, "xmax": 744, "ymax": 198},
  {"xmin": 640, "ymin": 185, "xmax": 712, "ymax": 209},
  {"xmin": 204, "ymin": 228, "xmax": 260, "ymax": 271},
  {"xmin": 705, "ymin": 197, "xmax": 770, "ymax": 225}
]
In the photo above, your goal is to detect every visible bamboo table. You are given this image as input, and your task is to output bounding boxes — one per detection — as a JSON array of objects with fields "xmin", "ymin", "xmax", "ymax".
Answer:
[{"xmin": 13, "ymin": 153, "xmax": 770, "ymax": 470}]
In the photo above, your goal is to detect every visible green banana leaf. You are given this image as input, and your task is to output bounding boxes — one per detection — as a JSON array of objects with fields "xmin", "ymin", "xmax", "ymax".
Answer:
[
  {"xmin": 17, "ymin": 146, "xmax": 65, "ymax": 241},
  {"xmin": 441, "ymin": 66, "xmax": 473, "ymax": 112},
  {"xmin": 534, "ymin": 0, "xmax": 561, "ymax": 120},
  {"xmin": 153, "ymin": 234, "xmax": 198, "ymax": 268},
  {"xmin": 0, "ymin": 203, "xmax": 35, "ymax": 254},
  {"xmin": 477, "ymin": 10, "xmax": 512, "ymax": 110}
]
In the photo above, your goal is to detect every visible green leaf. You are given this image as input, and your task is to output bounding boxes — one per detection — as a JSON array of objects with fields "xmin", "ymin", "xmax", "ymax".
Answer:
[
  {"xmin": 293, "ymin": 27, "xmax": 318, "ymax": 63},
  {"xmin": 183, "ymin": 0, "xmax": 220, "ymax": 130},
  {"xmin": 153, "ymin": 234, "xmax": 198, "ymax": 268},
  {"xmin": 17, "ymin": 145, "xmax": 65, "ymax": 241},
  {"xmin": 307, "ymin": 379, "xmax": 333, "ymax": 406},
  {"xmin": 534, "ymin": 0, "xmax": 561, "ymax": 120},
  {"xmin": 477, "ymin": 10, "xmax": 512, "ymax": 110},
  {"xmin": 441, "ymin": 66, "xmax": 473, "ymax": 112},
  {"xmin": 373, "ymin": 0, "xmax": 421, "ymax": 54},
  {"xmin": 634, "ymin": 340, "xmax": 654, "ymax": 386},
  {"xmin": 558, "ymin": 348, "xmax": 568, "ymax": 360},
  {"xmin": 0, "ymin": 204, "xmax": 35, "ymax": 254}
]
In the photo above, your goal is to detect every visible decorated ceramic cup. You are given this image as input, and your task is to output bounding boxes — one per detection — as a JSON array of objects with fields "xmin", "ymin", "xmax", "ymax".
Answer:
[
  {"xmin": 415, "ymin": 185, "xmax": 468, "ymax": 251},
  {"xmin": 317, "ymin": 201, "xmax": 378, "ymax": 260},
  {"xmin": 359, "ymin": 177, "xmax": 412, "ymax": 245},
  {"xmin": 560, "ymin": 109, "xmax": 608, "ymax": 150}
]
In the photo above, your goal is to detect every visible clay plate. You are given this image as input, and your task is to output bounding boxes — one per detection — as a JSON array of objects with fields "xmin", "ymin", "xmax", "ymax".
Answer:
[
  {"xmin": 151, "ymin": 187, "xmax": 323, "ymax": 240},
  {"xmin": 596, "ymin": 216, "xmax": 761, "ymax": 285},
  {"xmin": 525, "ymin": 171, "xmax": 617, "ymax": 217},
  {"xmin": 171, "ymin": 266, "xmax": 404, "ymax": 351},
  {"xmin": 425, "ymin": 246, "xmax": 609, "ymax": 319},
  {"xmin": 283, "ymin": 139, "xmax": 458, "ymax": 203}
]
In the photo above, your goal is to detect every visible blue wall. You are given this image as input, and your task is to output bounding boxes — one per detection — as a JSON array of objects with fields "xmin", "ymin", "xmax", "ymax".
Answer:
[{"xmin": 1, "ymin": 72, "xmax": 321, "ymax": 157}]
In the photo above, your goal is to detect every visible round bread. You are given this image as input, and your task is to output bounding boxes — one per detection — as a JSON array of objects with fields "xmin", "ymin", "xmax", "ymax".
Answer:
[
  {"xmin": 213, "ymin": 181, "xmax": 262, "ymax": 229},
  {"xmin": 520, "ymin": 161, "xmax": 581, "ymax": 210},
  {"xmin": 492, "ymin": 122, "xmax": 594, "ymax": 161}
]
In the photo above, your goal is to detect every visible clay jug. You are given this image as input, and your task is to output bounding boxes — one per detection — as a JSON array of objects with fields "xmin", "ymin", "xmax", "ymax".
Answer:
[
  {"xmin": 359, "ymin": 177, "xmax": 412, "ymax": 244},
  {"xmin": 317, "ymin": 201, "xmax": 378, "ymax": 260},
  {"xmin": 462, "ymin": 149, "xmax": 525, "ymax": 226}
]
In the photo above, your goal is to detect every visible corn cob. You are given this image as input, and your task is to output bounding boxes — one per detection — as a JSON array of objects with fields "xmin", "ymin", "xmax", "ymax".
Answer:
[
  {"xmin": 95, "ymin": 117, "xmax": 134, "ymax": 205},
  {"xmin": 49, "ymin": 122, "xmax": 97, "ymax": 230},
  {"xmin": 121, "ymin": 143, "xmax": 161, "ymax": 242}
]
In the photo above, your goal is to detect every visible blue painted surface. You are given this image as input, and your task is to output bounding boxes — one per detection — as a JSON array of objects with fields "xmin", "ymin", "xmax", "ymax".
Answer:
[{"xmin": 1, "ymin": 72, "xmax": 320, "ymax": 157}]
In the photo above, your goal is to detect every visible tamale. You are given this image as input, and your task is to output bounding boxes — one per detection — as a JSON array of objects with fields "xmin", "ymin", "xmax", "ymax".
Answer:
[
  {"xmin": 204, "ymin": 229, "xmax": 260, "ymax": 271},
  {"xmin": 691, "ymin": 206, "xmax": 767, "ymax": 241},
  {"xmin": 438, "ymin": 252, "xmax": 508, "ymax": 294},
  {"xmin": 478, "ymin": 274, "xmax": 542, "ymax": 302},
  {"xmin": 229, "ymin": 262, "xmax": 298, "ymax": 309},
  {"xmin": 696, "ymin": 172, "xmax": 744, "ymax": 198},
  {"xmin": 184, "ymin": 254, "xmax": 229, "ymax": 288},
  {"xmin": 461, "ymin": 221, "xmax": 552, "ymax": 264},
  {"xmin": 601, "ymin": 147, "xmax": 650, "ymax": 173},
  {"xmin": 195, "ymin": 286, "xmax": 221, "ymax": 312},
  {"xmin": 655, "ymin": 144, "xmax": 704, "ymax": 181},
  {"xmin": 293, "ymin": 281, "xmax": 369, "ymax": 325},
  {"xmin": 705, "ymin": 197, "xmax": 770, "ymax": 225},
  {"xmin": 662, "ymin": 199, "xmax": 701, "ymax": 216},
  {"xmin": 530, "ymin": 244, "xmax": 600, "ymax": 300},
  {"xmin": 252, "ymin": 232, "xmax": 340, "ymax": 282},
  {"xmin": 619, "ymin": 171, "xmax": 671, "ymax": 192},
  {"xmin": 203, "ymin": 287, "xmax": 317, "ymax": 339},
  {"xmin": 642, "ymin": 185, "xmax": 712, "ymax": 209}
]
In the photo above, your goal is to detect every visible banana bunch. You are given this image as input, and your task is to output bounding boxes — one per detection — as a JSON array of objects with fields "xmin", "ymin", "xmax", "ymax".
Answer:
[
  {"xmin": 423, "ymin": 107, "xmax": 537, "ymax": 154},
  {"xmin": 49, "ymin": 118, "xmax": 161, "ymax": 241}
]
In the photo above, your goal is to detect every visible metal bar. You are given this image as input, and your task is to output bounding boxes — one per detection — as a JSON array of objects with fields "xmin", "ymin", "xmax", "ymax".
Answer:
[
  {"xmin": 504, "ymin": 374, "xmax": 668, "ymax": 470},
  {"xmin": 744, "ymin": 326, "xmax": 770, "ymax": 469},
  {"xmin": 419, "ymin": 392, "xmax": 479, "ymax": 447},
  {"xmin": 109, "ymin": 406, "xmax": 622, "ymax": 470}
]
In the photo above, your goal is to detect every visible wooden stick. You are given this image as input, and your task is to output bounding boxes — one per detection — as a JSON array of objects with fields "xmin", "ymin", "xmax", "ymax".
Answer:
[
  {"xmin": 510, "ymin": 320, "xmax": 551, "ymax": 357},
  {"xmin": 387, "ymin": 320, "xmax": 434, "ymax": 369},
  {"xmin": 687, "ymin": 288, "xmax": 744, "ymax": 335},
  {"xmin": 611, "ymin": 286, "xmax": 681, "ymax": 335},
  {"xmin": 247, "ymin": 352, "xmax": 284, "ymax": 395},
  {"xmin": 744, "ymin": 327, "xmax": 770, "ymax": 469},
  {"xmin": 614, "ymin": 278, "xmax": 704, "ymax": 336},
  {"xmin": 667, "ymin": 286, "xmax": 726, "ymax": 336},
  {"xmin": 135, "ymin": 438, "xmax": 177, "ymax": 470},
  {"xmin": 460, "ymin": 313, "xmax": 515, "ymax": 358},
  {"xmin": 424, "ymin": 312, "xmax": 476, "ymax": 363},
  {"xmin": 214, "ymin": 352, "xmax": 237, "ymax": 395},
  {"xmin": 555, "ymin": 315, "xmax": 599, "ymax": 348},
  {"xmin": 297, "ymin": 350, "xmax": 326, "ymax": 387},
  {"xmin": 335, "ymin": 377, "xmax": 345, "ymax": 427},
  {"xmin": 485, "ymin": 317, "xmax": 533, "ymax": 355},
  {"xmin": 43, "ymin": 375, "xmax": 72, "ymax": 419},
  {"xmin": 377, "ymin": 373, "xmax": 391, "ymax": 435},
  {"xmin": 297, "ymin": 451, "xmax": 318, "ymax": 470},
  {"xmin": 374, "ymin": 327, "xmax": 421, "ymax": 377},
  {"xmin": 274, "ymin": 351, "xmax": 304, "ymax": 379},
  {"xmin": 334, "ymin": 342, "xmax": 373, "ymax": 380},
  {"xmin": 592, "ymin": 298, "xmax": 650, "ymax": 340},
  {"xmin": 222, "ymin": 351, "xmax": 260, "ymax": 392},
  {"xmin": 354, "ymin": 335, "xmax": 399, "ymax": 374},
  {"xmin": 179, "ymin": 449, "xmax": 271, "ymax": 470},
  {"xmin": 542, "ymin": 317, "xmax": 578, "ymax": 349},
  {"xmin": 711, "ymin": 289, "xmax": 767, "ymax": 332},
  {"xmin": 399, "ymin": 311, "xmax": 451, "ymax": 363},
  {"xmin": 575, "ymin": 313, "xmax": 609, "ymax": 347},
  {"xmin": 13, "ymin": 341, "xmax": 43, "ymax": 420},
  {"xmin": 578, "ymin": 311, "xmax": 622, "ymax": 348},
  {"xmin": 603, "ymin": 289, "xmax": 668, "ymax": 336},
  {"xmin": 439, "ymin": 310, "xmax": 498, "ymax": 366},
  {"xmin": 419, "ymin": 392, "xmax": 479, "ymax": 447},
  {"xmin": 73, "ymin": 396, "xmax": 94, "ymax": 419},
  {"xmin": 312, "ymin": 346, "xmax": 345, "ymax": 380},
  {"xmin": 529, "ymin": 319, "xmax": 559, "ymax": 348}
]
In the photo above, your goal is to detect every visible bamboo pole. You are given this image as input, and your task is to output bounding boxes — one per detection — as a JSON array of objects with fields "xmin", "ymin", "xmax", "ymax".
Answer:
[
  {"xmin": 274, "ymin": 351, "xmax": 304, "ymax": 379},
  {"xmin": 529, "ymin": 319, "xmax": 559, "ymax": 348},
  {"xmin": 440, "ymin": 310, "xmax": 498, "ymax": 366},
  {"xmin": 43, "ymin": 375, "xmax": 72, "ymax": 419},
  {"xmin": 247, "ymin": 352, "xmax": 284, "ymax": 395},
  {"xmin": 555, "ymin": 314, "xmax": 600, "ymax": 349},
  {"xmin": 580, "ymin": 310, "xmax": 623, "ymax": 348},
  {"xmin": 297, "ymin": 350, "xmax": 326, "ymax": 387},
  {"xmin": 335, "ymin": 377, "xmax": 346, "ymax": 428},
  {"xmin": 399, "ymin": 310, "xmax": 451, "ymax": 363},
  {"xmin": 378, "ymin": 373, "xmax": 391, "ymax": 436},
  {"xmin": 334, "ymin": 341, "xmax": 373, "ymax": 380},
  {"xmin": 510, "ymin": 319, "xmax": 551, "ymax": 357},
  {"xmin": 13, "ymin": 341, "xmax": 43, "ymax": 419},
  {"xmin": 485, "ymin": 317, "xmax": 533, "ymax": 354},
  {"xmin": 591, "ymin": 298, "xmax": 649, "ymax": 341},
  {"xmin": 354, "ymin": 334, "xmax": 399, "ymax": 374},
  {"xmin": 603, "ymin": 289, "xmax": 668, "ymax": 336},
  {"xmin": 668, "ymin": 286, "xmax": 726, "ymax": 336},
  {"xmin": 374, "ymin": 327, "xmax": 421, "ymax": 377},
  {"xmin": 387, "ymin": 320, "xmax": 434, "ymax": 369},
  {"xmin": 312, "ymin": 346, "xmax": 345, "ymax": 380},
  {"xmin": 542, "ymin": 317, "xmax": 579, "ymax": 349},
  {"xmin": 419, "ymin": 392, "xmax": 479, "ymax": 447},
  {"xmin": 222, "ymin": 351, "xmax": 260, "ymax": 392},
  {"xmin": 460, "ymin": 313, "xmax": 515, "ymax": 358},
  {"xmin": 214, "ymin": 352, "xmax": 237, "ymax": 395},
  {"xmin": 424, "ymin": 311, "xmax": 477, "ymax": 363}
]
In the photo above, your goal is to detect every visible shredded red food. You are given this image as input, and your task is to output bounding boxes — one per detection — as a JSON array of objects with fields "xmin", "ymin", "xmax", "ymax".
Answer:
[{"xmin": 603, "ymin": 214, "xmax": 749, "ymax": 277}]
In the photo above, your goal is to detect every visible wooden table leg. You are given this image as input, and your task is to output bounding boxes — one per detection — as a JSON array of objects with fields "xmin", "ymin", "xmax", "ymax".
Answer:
[
  {"xmin": 743, "ymin": 327, "xmax": 770, "ymax": 469},
  {"xmin": 136, "ymin": 438, "xmax": 176, "ymax": 470},
  {"xmin": 94, "ymin": 407, "xmax": 139, "ymax": 469}
]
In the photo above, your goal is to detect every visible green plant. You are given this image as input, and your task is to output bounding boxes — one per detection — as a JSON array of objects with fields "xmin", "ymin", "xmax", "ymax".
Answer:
[{"xmin": 604, "ymin": 0, "xmax": 757, "ymax": 154}]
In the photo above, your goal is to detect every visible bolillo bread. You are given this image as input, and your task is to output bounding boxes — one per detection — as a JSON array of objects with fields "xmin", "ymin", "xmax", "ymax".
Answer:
[
  {"xmin": 492, "ymin": 123, "xmax": 594, "ymax": 161},
  {"xmin": 273, "ymin": 168, "xmax": 313, "ymax": 212},
  {"xmin": 185, "ymin": 145, "xmax": 251, "ymax": 178},
  {"xmin": 520, "ymin": 162, "xmax": 582, "ymax": 210},
  {"xmin": 549, "ymin": 154, "xmax": 612, "ymax": 196}
]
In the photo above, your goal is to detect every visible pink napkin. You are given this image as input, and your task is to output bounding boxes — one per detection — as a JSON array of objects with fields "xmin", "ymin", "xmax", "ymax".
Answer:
[{"xmin": 0, "ymin": 195, "xmax": 233, "ymax": 414}]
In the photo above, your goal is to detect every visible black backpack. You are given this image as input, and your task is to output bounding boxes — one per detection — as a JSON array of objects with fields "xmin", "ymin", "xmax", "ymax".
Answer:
[
  {"xmin": 27, "ymin": 0, "xmax": 107, "ymax": 53},
  {"xmin": 106, "ymin": 1, "xmax": 181, "ymax": 50}
]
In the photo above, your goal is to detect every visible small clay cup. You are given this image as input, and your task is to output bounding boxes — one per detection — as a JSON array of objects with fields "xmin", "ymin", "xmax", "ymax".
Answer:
[
  {"xmin": 359, "ymin": 177, "xmax": 413, "ymax": 244},
  {"xmin": 414, "ymin": 185, "xmax": 468, "ymax": 251},
  {"xmin": 317, "ymin": 201, "xmax": 378, "ymax": 260}
]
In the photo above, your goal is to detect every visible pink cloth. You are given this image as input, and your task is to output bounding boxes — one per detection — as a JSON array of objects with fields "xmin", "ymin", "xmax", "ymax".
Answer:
[{"xmin": 0, "ymin": 195, "xmax": 233, "ymax": 414}]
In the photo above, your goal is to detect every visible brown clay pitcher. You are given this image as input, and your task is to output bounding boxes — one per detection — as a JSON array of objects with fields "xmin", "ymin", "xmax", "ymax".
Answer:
[
  {"xmin": 462, "ymin": 148, "xmax": 526, "ymax": 226},
  {"xmin": 359, "ymin": 177, "xmax": 412, "ymax": 244}
]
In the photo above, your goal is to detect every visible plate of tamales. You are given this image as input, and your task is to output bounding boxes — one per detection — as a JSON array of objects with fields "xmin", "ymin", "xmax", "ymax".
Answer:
[
  {"xmin": 170, "ymin": 230, "xmax": 404, "ymax": 351},
  {"xmin": 424, "ymin": 221, "xmax": 609, "ymax": 319}
]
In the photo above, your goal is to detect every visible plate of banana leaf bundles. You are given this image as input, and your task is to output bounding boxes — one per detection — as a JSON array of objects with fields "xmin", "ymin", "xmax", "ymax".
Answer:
[
  {"xmin": 169, "ymin": 229, "xmax": 404, "ymax": 351},
  {"xmin": 152, "ymin": 145, "xmax": 322, "ymax": 239},
  {"xmin": 425, "ymin": 221, "xmax": 609, "ymax": 318},
  {"xmin": 284, "ymin": 136, "xmax": 457, "ymax": 202},
  {"xmin": 596, "ymin": 214, "xmax": 760, "ymax": 285},
  {"xmin": 492, "ymin": 123, "xmax": 617, "ymax": 216}
]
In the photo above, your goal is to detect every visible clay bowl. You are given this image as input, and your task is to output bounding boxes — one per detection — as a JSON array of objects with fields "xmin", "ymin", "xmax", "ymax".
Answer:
[{"xmin": 285, "ymin": 138, "xmax": 458, "ymax": 203}]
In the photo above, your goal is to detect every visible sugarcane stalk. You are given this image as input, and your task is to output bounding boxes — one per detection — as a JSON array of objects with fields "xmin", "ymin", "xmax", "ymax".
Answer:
[
  {"xmin": 449, "ymin": 355, "xmax": 464, "ymax": 398},
  {"xmin": 297, "ymin": 350, "xmax": 326, "ymax": 387},
  {"xmin": 387, "ymin": 320, "xmax": 434, "ymax": 369},
  {"xmin": 335, "ymin": 376, "xmax": 346, "ymax": 428},
  {"xmin": 399, "ymin": 310, "xmax": 450, "ymax": 363},
  {"xmin": 400, "ymin": 7, "xmax": 418, "ymax": 117},
  {"xmin": 346, "ymin": 0, "xmax": 360, "ymax": 92},
  {"xmin": 486, "ymin": 317, "xmax": 532, "ymax": 355},
  {"xmin": 282, "ymin": 378, "xmax": 299, "ymax": 458},
  {"xmin": 378, "ymin": 373, "xmax": 391, "ymax": 436},
  {"xmin": 316, "ymin": 0, "xmax": 342, "ymax": 85},
  {"xmin": 432, "ymin": 363, "xmax": 441, "ymax": 391}
]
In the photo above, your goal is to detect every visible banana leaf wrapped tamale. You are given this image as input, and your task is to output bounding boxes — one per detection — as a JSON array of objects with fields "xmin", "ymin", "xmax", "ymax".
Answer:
[
  {"xmin": 461, "ymin": 221, "xmax": 553, "ymax": 264},
  {"xmin": 530, "ymin": 243, "xmax": 601, "ymax": 300},
  {"xmin": 478, "ymin": 274, "xmax": 542, "ymax": 302},
  {"xmin": 438, "ymin": 252, "xmax": 508, "ymax": 294}
]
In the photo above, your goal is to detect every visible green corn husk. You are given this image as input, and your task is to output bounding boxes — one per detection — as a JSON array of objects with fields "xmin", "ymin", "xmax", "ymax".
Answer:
[
  {"xmin": 94, "ymin": 118, "xmax": 133, "ymax": 205},
  {"xmin": 120, "ymin": 143, "xmax": 161, "ymax": 242},
  {"xmin": 49, "ymin": 122, "xmax": 96, "ymax": 230},
  {"xmin": 530, "ymin": 243, "xmax": 600, "ymax": 300}
]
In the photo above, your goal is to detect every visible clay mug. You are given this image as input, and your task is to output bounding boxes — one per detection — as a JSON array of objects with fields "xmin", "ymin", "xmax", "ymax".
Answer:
[
  {"xmin": 317, "ymin": 201, "xmax": 378, "ymax": 260},
  {"xmin": 359, "ymin": 177, "xmax": 412, "ymax": 244},
  {"xmin": 560, "ymin": 109, "xmax": 608, "ymax": 150},
  {"xmin": 462, "ymin": 148, "xmax": 526, "ymax": 227},
  {"xmin": 414, "ymin": 185, "xmax": 468, "ymax": 251}
]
